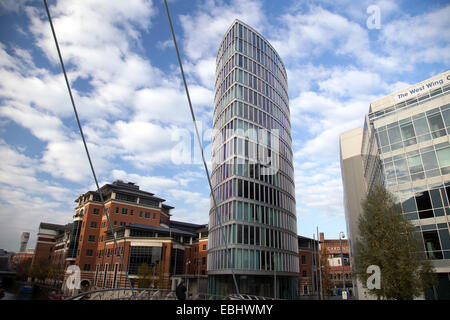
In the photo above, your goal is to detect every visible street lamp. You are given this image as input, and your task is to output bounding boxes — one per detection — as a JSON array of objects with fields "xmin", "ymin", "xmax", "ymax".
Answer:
[
  {"xmin": 339, "ymin": 232, "xmax": 346, "ymax": 296},
  {"xmin": 185, "ymin": 260, "xmax": 191, "ymax": 298}
]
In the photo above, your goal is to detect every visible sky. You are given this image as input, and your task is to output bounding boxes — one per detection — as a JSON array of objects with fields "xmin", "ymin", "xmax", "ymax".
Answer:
[{"xmin": 0, "ymin": 0, "xmax": 449, "ymax": 252}]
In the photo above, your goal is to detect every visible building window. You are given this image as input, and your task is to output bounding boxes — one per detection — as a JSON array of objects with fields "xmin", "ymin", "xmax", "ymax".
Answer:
[
  {"xmin": 202, "ymin": 244, "xmax": 207, "ymax": 251},
  {"xmin": 202, "ymin": 257, "xmax": 206, "ymax": 265},
  {"xmin": 301, "ymin": 255, "xmax": 306, "ymax": 264},
  {"xmin": 153, "ymin": 213, "xmax": 157, "ymax": 219},
  {"xmin": 145, "ymin": 212, "xmax": 150, "ymax": 219},
  {"xmin": 423, "ymin": 231, "xmax": 443, "ymax": 259},
  {"xmin": 83, "ymin": 264, "xmax": 91, "ymax": 271},
  {"xmin": 139, "ymin": 211, "xmax": 143, "ymax": 217},
  {"xmin": 88, "ymin": 235, "xmax": 95, "ymax": 242},
  {"xmin": 302, "ymin": 270, "xmax": 307, "ymax": 277},
  {"xmin": 115, "ymin": 207, "xmax": 119, "ymax": 214},
  {"xmin": 128, "ymin": 246, "xmax": 162, "ymax": 275},
  {"xmin": 130, "ymin": 209, "xmax": 134, "ymax": 216},
  {"xmin": 114, "ymin": 221, "xmax": 117, "ymax": 226},
  {"xmin": 93, "ymin": 208, "xmax": 99, "ymax": 215},
  {"xmin": 90, "ymin": 222, "xmax": 97, "ymax": 228},
  {"xmin": 86, "ymin": 249, "xmax": 93, "ymax": 256},
  {"xmin": 122, "ymin": 208, "xmax": 128, "ymax": 215}
]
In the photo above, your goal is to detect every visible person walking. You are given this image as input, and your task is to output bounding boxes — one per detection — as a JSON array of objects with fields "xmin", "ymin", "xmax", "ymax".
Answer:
[{"xmin": 176, "ymin": 280, "xmax": 186, "ymax": 300}]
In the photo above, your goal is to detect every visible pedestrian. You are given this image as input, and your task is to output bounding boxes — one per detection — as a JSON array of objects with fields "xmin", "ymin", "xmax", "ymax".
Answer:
[{"xmin": 176, "ymin": 280, "xmax": 186, "ymax": 300}]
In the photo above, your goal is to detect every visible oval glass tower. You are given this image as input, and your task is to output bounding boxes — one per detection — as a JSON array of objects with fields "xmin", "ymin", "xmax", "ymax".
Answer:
[{"xmin": 208, "ymin": 20, "xmax": 299, "ymax": 299}]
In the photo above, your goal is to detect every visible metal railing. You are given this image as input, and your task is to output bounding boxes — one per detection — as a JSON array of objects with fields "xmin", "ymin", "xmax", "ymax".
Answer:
[{"xmin": 65, "ymin": 288, "xmax": 276, "ymax": 300}]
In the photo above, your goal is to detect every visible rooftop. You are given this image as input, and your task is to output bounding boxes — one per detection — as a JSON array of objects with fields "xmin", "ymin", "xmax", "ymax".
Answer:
[{"xmin": 105, "ymin": 221, "xmax": 205, "ymax": 238}]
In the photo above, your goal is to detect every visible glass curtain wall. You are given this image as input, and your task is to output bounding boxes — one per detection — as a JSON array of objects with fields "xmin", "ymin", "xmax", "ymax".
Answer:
[{"xmin": 208, "ymin": 20, "xmax": 299, "ymax": 299}]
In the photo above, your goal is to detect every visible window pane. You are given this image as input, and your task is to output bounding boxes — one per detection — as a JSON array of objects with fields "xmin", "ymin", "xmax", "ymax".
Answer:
[
  {"xmin": 402, "ymin": 124, "xmax": 417, "ymax": 144},
  {"xmin": 437, "ymin": 147, "xmax": 450, "ymax": 168},
  {"xmin": 423, "ymin": 231, "xmax": 443, "ymax": 259},
  {"xmin": 394, "ymin": 159, "xmax": 408, "ymax": 177},
  {"xmin": 421, "ymin": 151, "xmax": 439, "ymax": 170},
  {"xmin": 439, "ymin": 229, "xmax": 450, "ymax": 250},
  {"xmin": 237, "ymin": 224, "xmax": 242, "ymax": 243},
  {"xmin": 388, "ymin": 126, "xmax": 402, "ymax": 144},
  {"xmin": 430, "ymin": 189, "xmax": 443, "ymax": 208},
  {"xmin": 428, "ymin": 113, "xmax": 445, "ymax": 132},
  {"xmin": 413, "ymin": 117, "xmax": 430, "ymax": 135},
  {"xmin": 441, "ymin": 108, "xmax": 450, "ymax": 127},
  {"xmin": 377, "ymin": 130, "xmax": 389, "ymax": 147},
  {"xmin": 244, "ymin": 225, "xmax": 248, "ymax": 244},
  {"xmin": 401, "ymin": 123, "xmax": 415, "ymax": 140},
  {"xmin": 416, "ymin": 191, "xmax": 432, "ymax": 211},
  {"xmin": 408, "ymin": 155, "xmax": 423, "ymax": 174},
  {"xmin": 237, "ymin": 248, "xmax": 242, "ymax": 269},
  {"xmin": 243, "ymin": 249, "xmax": 248, "ymax": 269},
  {"xmin": 402, "ymin": 196, "xmax": 417, "ymax": 213}
]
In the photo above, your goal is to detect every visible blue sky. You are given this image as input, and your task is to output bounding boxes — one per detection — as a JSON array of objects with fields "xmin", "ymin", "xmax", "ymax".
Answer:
[{"xmin": 0, "ymin": 0, "xmax": 449, "ymax": 252}]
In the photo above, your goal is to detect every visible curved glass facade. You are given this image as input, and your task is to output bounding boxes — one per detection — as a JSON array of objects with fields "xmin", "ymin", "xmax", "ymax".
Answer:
[{"xmin": 208, "ymin": 20, "xmax": 299, "ymax": 299}]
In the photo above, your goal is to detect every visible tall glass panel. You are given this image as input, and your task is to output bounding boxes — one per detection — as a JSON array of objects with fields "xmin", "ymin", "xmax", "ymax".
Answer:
[{"xmin": 209, "ymin": 20, "xmax": 299, "ymax": 298}]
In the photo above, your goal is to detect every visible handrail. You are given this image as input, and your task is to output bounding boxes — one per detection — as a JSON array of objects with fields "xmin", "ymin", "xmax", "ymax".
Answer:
[
  {"xmin": 66, "ymin": 288, "xmax": 276, "ymax": 300},
  {"xmin": 66, "ymin": 288, "xmax": 173, "ymax": 300}
]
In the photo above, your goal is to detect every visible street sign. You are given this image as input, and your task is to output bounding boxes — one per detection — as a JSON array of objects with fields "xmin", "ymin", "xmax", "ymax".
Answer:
[{"xmin": 342, "ymin": 290, "xmax": 347, "ymax": 300}]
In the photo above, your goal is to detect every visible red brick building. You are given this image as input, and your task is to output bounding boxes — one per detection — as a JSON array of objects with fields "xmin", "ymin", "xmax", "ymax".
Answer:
[
  {"xmin": 60, "ymin": 180, "xmax": 208, "ymax": 292},
  {"xmin": 32, "ymin": 223, "xmax": 71, "ymax": 268},
  {"xmin": 297, "ymin": 236, "xmax": 320, "ymax": 298},
  {"xmin": 319, "ymin": 232, "xmax": 352, "ymax": 296},
  {"xmin": 12, "ymin": 249, "xmax": 34, "ymax": 271}
]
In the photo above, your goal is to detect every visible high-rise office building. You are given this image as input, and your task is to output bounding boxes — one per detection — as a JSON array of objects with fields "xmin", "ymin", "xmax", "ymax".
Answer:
[
  {"xmin": 208, "ymin": 20, "xmax": 299, "ymax": 299},
  {"xmin": 340, "ymin": 70, "xmax": 450, "ymax": 299},
  {"xmin": 19, "ymin": 232, "xmax": 30, "ymax": 253}
]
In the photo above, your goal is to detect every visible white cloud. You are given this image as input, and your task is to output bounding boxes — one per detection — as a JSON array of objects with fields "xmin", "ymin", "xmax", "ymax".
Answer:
[
  {"xmin": 0, "ymin": 140, "xmax": 76, "ymax": 251},
  {"xmin": 178, "ymin": 0, "xmax": 265, "ymax": 89},
  {"xmin": 179, "ymin": 0, "xmax": 265, "ymax": 62},
  {"xmin": 270, "ymin": 6, "xmax": 369, "ymax": 63},
  {"xmin": 380, "ymin": 5, "xmax": 450, "ymax": 65},
  {"xmin": 109, "ymin": 169, "xmax": 210, "ymax": 223}
]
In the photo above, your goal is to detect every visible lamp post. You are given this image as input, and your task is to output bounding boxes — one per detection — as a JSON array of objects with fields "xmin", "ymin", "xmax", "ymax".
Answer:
[
  {"xmin": 339, "ymin": 232, "xmax": 346, "ymax": 297},
  {"xmin": 185, "ymin": 260, "xmax": 190, "ymax": 298}
]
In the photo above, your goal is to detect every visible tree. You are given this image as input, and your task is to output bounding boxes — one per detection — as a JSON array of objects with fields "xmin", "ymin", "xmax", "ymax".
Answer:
[
  {"xmin": 47, "ymin": 263, "xmax": 66, "ymax": 287},
  {"xmin": 16, "ymin": 259, "xmax": 32, "ymax": 281},
  {"xmin": 29, "ymin": 258, "xmax": 52, "ymax": 282},
  {"xmin": 319, "ymin": 247, "xmax": 332, "ymax": 296},
  {"xmin": 354, "ymin": 184, "xmax": 436, "ymax": 300}
]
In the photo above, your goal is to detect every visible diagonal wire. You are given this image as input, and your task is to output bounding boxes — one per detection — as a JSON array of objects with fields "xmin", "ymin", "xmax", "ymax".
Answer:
[
  {"xmin": 164, "ymin": 0, "xmax": 240, "ymax": 296},
  {"xmin": 42, "ymin": 0, "xmax": 136, "ymax": 299}
]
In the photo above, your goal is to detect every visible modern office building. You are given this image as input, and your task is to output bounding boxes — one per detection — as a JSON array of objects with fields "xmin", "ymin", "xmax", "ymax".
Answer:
[
  {"xmin": 340, "ymin": 70, "xmax": 450, "ymax": 299},
  {"xmin": 19, "ymin": 232, "xmax": 30, "ymax": 253},
  {"xmin": 208, "ymin": 19, "xmax": 299, "ymax": 299}
]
